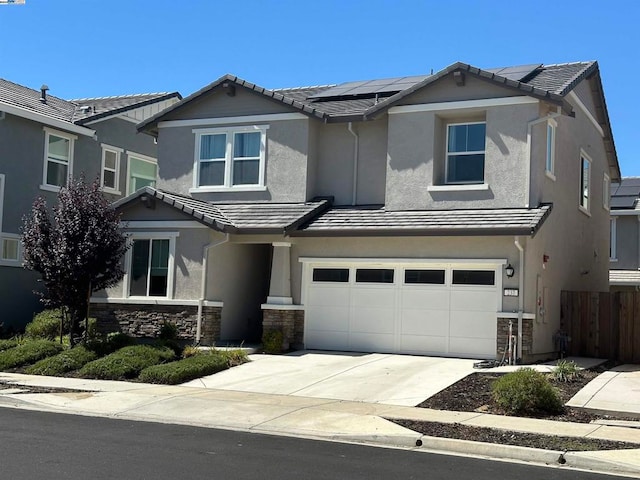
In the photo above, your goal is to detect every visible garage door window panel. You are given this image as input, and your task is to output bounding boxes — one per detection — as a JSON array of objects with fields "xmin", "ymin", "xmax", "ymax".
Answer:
[
  {"xmin": 312, "ymin": 268, "xmax": 349, "ymax": 283},
  {"xmin": 404, "ymin": 269, "xmax": 445, "ymax": 285},
  {"xmin": 355, "ymin": 268, "xmax": 394, "ymax": 283},
  {"xmin": 452, "ymin": 270, "xmax": 495, "ymax": 286}
]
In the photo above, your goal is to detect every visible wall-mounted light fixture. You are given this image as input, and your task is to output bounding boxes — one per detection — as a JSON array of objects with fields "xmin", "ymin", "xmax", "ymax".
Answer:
[{"xmin": 505, "ymin": 263, "xmax": 515, "ymax": 278}]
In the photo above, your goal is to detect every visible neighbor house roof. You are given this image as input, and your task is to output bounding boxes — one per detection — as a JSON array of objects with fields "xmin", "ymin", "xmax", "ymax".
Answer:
[
  {"xmin": 610, "ymin": 270, "xmax": 640, "ymax": 286},
  {"xmin": 114, "ymin": 188, "xmax": 331, "ymax": 234},
  {"xmin": 610, "ymin": 177, "xmax": 640, "ymax": 210},
  {"xmin": 292, "ymin": 204, "xmax": 553, "ymax": 237},
  {"xmin": 0, "ymin": 77, "xmax": 180, "ymax": 134}
]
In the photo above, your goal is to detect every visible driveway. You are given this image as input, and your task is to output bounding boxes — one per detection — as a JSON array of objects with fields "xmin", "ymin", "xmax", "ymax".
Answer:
[{"xmin": 182, "ymin": 351, "xmax": 478, "ymax": 406}]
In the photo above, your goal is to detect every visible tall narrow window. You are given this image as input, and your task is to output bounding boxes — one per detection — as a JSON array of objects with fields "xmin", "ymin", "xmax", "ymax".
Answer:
[
  {"xmin": 101, "ymin": 145, "xmax": 122, "ymax": 194},
  {"xmin": 446, "ymin": 122, "xmax": 486, "ymax": 184},
  {"xmin": 546, "ymin": 119, "xmax": 556, "ymax": 177},
  {"xmin": 580, "ymin": 153, "xmax": 591, "ymax": 212},
  {"xmin": 127, "ymin": 154, "xmax": 158, "ymax": 195},
  {"xmin": 129, "ymin": 238, "xmax": 170, "ymax": 297},
  {"xmin": 43, "ymin": 128, "xmax": 74, "ymax": 189},
  {"xmin": 610, "ymin": 217, "xmax": 617, "ymax": 261},
  {"xmin": 232, "ymin": 131, "xmax": 261, "ymax": 185}
]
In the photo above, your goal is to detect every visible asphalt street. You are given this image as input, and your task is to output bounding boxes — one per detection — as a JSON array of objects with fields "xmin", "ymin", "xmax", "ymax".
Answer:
[{"xmin": 0, "ymin": 409, "xmax": 630, "ymax": 480}]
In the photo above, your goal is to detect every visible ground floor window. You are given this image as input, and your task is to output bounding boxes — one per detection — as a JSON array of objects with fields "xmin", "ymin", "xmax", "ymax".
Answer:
[{"xmin": 126, "ymin": 233, "xmax": 177, "ymax": 298}]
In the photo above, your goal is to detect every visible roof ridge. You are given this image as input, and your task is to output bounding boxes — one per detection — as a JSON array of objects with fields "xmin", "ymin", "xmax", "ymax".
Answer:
[
  {"xmin": 555, "ymin": 61, "xmax": 597, "ymax": 96},
  {"xmin": 70, "ymin": 92, "xmax": 172, "ymax": 102},
  {"xmin": 271, "ymin": 84, "xmax": 336, "ymax": 92},
  {"xmin": 541, "ymin": 60, "xmax": 596, "ymax": 68}
]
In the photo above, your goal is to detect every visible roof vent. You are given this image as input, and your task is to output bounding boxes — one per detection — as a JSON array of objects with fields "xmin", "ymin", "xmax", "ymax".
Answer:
[{"xmin": 40, "ymin": 84, "xmax": 49, "ymax": 103}]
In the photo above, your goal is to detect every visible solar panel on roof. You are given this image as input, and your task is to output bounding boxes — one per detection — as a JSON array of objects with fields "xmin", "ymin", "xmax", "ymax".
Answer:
[
  {"xmin": 611, "ymin": 196, "xmax": 638, "ymax": 209},
  {"xmin": 619, "ymin": 178, "xmax": 640, "ymax": 187},
  {"xmin": 485, "ymin": 64, "xmax": 542, "ymax": 82},
  {"xmin": 308, "ymin": 75, "xmax": 429, "ymax": 99},
  {"xmin": 613, "ymin": 185, "xmax": 640, "ymax": 197}
]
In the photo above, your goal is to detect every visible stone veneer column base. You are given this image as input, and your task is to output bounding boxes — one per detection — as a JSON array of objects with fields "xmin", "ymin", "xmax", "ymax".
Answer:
[
  {"xmin": 262, "ymin": 308, "xmax": 304, "ymax": 351},
  {"xmin": 497, "ymin": 317, "xmax": 533, "ymax": 361},
  {"xmin": 91, "ymin": 303, "xmax": 221, "ymax": 345}
]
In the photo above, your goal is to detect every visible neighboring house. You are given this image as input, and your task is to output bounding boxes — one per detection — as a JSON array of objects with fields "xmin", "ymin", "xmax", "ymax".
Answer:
[
  {"xmin": 94, "ymin": 61, "xmax": 619, "ymax": 362},
  {"xmin": 0, "ymin": 78, "xmax": 180, "ymax": 330},
  {"xmin": 609, "ymin": 177, "xmax": 640, "ymax": 290}
]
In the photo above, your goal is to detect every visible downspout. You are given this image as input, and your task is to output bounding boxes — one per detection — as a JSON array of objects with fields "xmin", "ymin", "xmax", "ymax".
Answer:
[
  {"xmin": 196, "ymin": 233, "xmax": 229, "ymax": 343},
  {"xmin": 514, "ymin": 236, "xmax": 525, "ymax": 362},
  {"xmin": 347, "ymin": 122, "xmax": 359, "ymax": 206},
  {"xmin": 525, "ymin": 109, "xmax": 561, "ymax": 208}
]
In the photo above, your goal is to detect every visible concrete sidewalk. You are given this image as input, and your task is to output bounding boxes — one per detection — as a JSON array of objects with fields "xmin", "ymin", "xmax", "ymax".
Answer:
[{"xmin": 1, "ymin": 372, "xmax": 640, "ymax": 477}]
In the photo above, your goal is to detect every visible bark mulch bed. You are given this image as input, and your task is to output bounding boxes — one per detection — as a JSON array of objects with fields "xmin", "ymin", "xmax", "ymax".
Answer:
[{"xmin": 388, "ymin": 369, "xmax": 640, "ymax": 452}]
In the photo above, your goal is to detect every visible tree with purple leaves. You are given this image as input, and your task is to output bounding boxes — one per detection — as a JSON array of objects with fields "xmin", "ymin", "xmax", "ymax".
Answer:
[{"xmin": 22, "ymin": 177, "xmax": 128, "ymax": 345}]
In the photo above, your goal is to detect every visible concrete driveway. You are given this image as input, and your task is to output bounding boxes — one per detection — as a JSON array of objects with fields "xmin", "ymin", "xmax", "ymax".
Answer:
[{"xmin": 182, "ymin": 351, "xmax": 478, "ymax": 406}]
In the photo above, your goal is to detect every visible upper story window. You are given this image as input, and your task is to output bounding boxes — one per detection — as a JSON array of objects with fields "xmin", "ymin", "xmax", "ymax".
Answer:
[
  {"xmin": 445, "ymin": 122, "xmax": 486, "ymax": 184},
  {"xmin": 192, "ymin": 125, "xmax": 268, "ymax": 191},
  {"xmin": 42, "ymin": 128, "xmax": 75, "ymax": 191},
  {"xmin": 579, "ymin": 151, "xmax": 591, "ymax": 213},
  {"xmin": 127, "ymin": 152, "xmax": 158, "ymax": 195},
  {"xmin": 603, "ymin": 173, "xmax": 611, "ymax": 211},
  {"xmin": 546, "ymin": 119, "xmax": 556, "ymax": 179},
  {"xmin": 101, "ymin": 144, "xmax": 123, "ymax": 195}
]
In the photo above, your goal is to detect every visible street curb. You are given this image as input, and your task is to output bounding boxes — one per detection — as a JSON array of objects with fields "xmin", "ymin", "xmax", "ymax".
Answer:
[{"xmin": 563, "ymin": 451, "xmax": 640, "ymax": 478}]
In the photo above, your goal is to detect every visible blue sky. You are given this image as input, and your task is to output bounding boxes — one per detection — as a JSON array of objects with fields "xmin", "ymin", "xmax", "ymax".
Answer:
[{"xmin": 1, "ymin": 0, "xmax": 637, "ymax": 175}]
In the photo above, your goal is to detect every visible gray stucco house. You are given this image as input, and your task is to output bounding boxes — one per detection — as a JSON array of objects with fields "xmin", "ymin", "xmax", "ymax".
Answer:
[
  {"xmin": 0, "ymin": 78, "xmax": 180, "ymax": 330},
  {"xmin": 609, "ymin": 178, "xmax": 640, "ymax": 289},
  {"xmin": 94, "ymin": 61, "xmax": 620, "ymax": 362}
]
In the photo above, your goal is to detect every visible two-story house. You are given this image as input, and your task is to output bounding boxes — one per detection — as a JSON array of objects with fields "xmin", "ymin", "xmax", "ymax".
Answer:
[
  {"xmin": 609, "ymin": 178, "xmax": 640, "ymax": 289},
  {"xmin": 94, "ymin": 61, "xmax": 619, "ymax": 362},
  {"xmin": 0, "ymin": 78, "xmax": 180, "ymax": 330}
]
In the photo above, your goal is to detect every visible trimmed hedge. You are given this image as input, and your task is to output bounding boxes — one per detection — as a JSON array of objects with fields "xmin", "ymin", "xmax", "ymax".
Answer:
[
  {"xmin": 492, "ymin": 368, "xmax": 563, "ymax": 415},
  {"xmin": 0, "ymin": 340, "xmax": 63, "ymax": 370},
  {"xmin": 26, "ymin": 346, "xmax": 97, "ymax": 376},
  {"xmin": 79, "ymin": 345, "xmax": 175, "ymax": 380},
  {"xmin": 0, "ymin": 339, "xmax": 19, "ymax": 352},
  {"xmin": 25, "ymin": 309, "xmax": 65, "ymax": 340},
  {"xmin": 139, "ymin": 350, "xmax": 247, "ymax": 384}
]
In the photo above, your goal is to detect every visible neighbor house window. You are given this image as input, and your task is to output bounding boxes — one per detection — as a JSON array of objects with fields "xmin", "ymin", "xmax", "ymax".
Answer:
[
  {"xmin": 603, "ymin": 173, "xmax": 611, "ymax": 211},
  {"xmin": 101, "ymin": 144, "xmax": 122, "ymax": 194},
  {"xmin": 446, "ymin": 122, "xmax": 486, "ymax": 184},
  {"xmin": 610, "ymin": 217, "xmax": 617, "ymax": 261},
  {"xmin": 1, "ymin": 235, "xmax": 20, "ymax": 263},
  {"xmin": 127, "ymin": 153, "xmax": 158, "ymax": 195},
  {"xmin": 42, "ymin": 128, "xmax": 75, "ymax": 190},
  {"xmin": 546, "ymin": 119, "xmax": 556, "ymax": 177},
  {"xmin": 580, "ymin": 152, "xmax": 591, "ymax": 212},
  {"xmin": 126, "ymin": 234, "xmax": 177, "ymax": 298},
  {"xmin": 193, "ymin": 125, "xmax": 268, "ymax": 189}
]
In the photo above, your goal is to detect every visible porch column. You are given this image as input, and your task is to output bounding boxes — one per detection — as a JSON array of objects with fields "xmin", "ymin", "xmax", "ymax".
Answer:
[{"xmin": 267, "ymin": 242, "xmax": 293, "ymax": 305}]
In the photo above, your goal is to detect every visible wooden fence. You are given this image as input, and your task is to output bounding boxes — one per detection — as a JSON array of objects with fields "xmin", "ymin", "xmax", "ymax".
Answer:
[{"xmin": 560, "ymin": 291, "xmax": 640, "ymax": 363}]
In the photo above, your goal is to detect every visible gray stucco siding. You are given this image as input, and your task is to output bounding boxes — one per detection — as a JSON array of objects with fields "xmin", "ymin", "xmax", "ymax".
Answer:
[
  {"xmin": 0, "ymin": 266, "xmax": 43, "ymax": 329},
  {"xmin": 611, "ymin": 215, "xmax": 638, "ymax": 269}
]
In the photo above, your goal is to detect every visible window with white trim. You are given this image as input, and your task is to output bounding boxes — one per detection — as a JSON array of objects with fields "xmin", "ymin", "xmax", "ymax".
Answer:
[
  {"xmin": 603, "ymin": 173, "xmax": 610, "ymax": 210},
  {"xmin": 193, "ymin": 125, "xmax": 267, "ymax": 189},
  {"xmin": 1, "ymin": 234, "xmax": 20, "ymax": 263},
  {"xmin": 546, "ymin": 119, "xmax": 556, "ymax": 177},
  {"xmin": 445, "ymin": 122, "xmax": 486, "ymax": 184},
  {"xmin": 101, "ymin": 144, "xmax": 122, "ymax": 194},
  {"xmin": 43, "ymin": 128, "xmax": 74, "ymax": 190},
  {"xmin": 579, "ymin": 152, "xmax": 591, "ymax": 212},
  {"xmin": 125, "ymin": 233, "xmax": 176, "ymax": 298},
  {"xmin": 127, "ymin": 153, "xmax": 157, "ymax": 195},
  {"xmin": 610, "ymin": 217, "xmax": 617, "ymax": 261}
]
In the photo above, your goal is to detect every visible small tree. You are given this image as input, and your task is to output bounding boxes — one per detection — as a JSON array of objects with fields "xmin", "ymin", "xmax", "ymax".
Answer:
[{"xmin": 22, "ymin": 177, "xmax": 129, "ymax": 345}]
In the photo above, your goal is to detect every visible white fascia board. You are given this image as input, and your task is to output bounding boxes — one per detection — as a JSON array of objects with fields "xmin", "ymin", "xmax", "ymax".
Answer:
[
  {"xmin": 567, "ymin": 91, "xmax": 605, "ymax": 137},
  {"xmin": 497, "ymin": 311, "xmax": 536, "ymax": 320},
  {"xmin": 388, "ymin": 96, "xmax": 539, "ymax": 115},
  {"xmin": 0, "ymin": 101, "xmax": 95, "ymax": 137},
  {"xmin": 610, "ymin": 210, "xmax": 640, "ymax": 216},
  {"xmin": 90, "ymin": 297, "xmax": 223, "ymax": 307},
  {"xmin": 158, "ymin": 112, "xmax": 307, "ymax": 128},
  {"xmin": 121, "ymin": 221, "xmax": 208, "ymax": 229},
  {"xmin": 298, "ymin": 257, "xmax": 508, "ymax": 266}
]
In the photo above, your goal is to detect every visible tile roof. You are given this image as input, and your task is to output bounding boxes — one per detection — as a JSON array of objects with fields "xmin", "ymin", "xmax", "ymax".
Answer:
[
  {"xmin": 611, "ymin": 177, "xmax": 640, "ymax": 210},
  {"xmin": 0, "ymin": 77, "xmax": 179, "ymax": 127},
  {"xmin": 114, "ymin": 188, "xmax": 330, "ymax": 234},
  {"xmin": 294, "ymin": 204, "xmax": 552, "ymax": 237},
  {"xmin": 610, "ymin": 270, "xmax": 640, "ymax": 286}
]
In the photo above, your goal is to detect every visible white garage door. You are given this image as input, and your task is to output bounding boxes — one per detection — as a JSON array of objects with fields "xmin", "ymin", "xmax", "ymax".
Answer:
[{"xmin": 303, "ymin": 261, "xmax": 502, "ymax": 359}]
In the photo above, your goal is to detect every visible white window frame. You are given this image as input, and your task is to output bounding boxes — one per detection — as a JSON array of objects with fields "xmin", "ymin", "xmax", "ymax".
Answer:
[
  {"xmin": 545, "ymin": 119, "xmax": 556, "ymax": 180},
  {"xmin": 191, "ymin": 125, "xmax": 268, "ymax": 192},
  {"xmin": 445, "ymin": 121, "xmax": 486, "ymax": 185},
  {"xmin": 41, "ymin": 127, "xmax": 76, "ymax": 192},
  {"xmin": 100, "ymin": 144, "xmax": 123, "ymax": 195},
  {"xmin": 0, "ymin": 173, "xmax": 4, "ymax": 232},
  {"xmin": 0, "ymin": 233, "xmax": 21, "ymax": 265},
  {"xmin": 126, "ymin": 151, "xmax": 158, "ymax": 195},
  {"xmin": 579, "ymin": 150, "xmax": 592, "ymax": 215},
  {"xmin": 603, "ymin": 173, "xmax": 611, "ymax": 211},
  {"xmin": 122, "ymin": 231, "xmax": 178, "ymax": 299},
  {"xmin": 609, "ymin": 217, "xmax": 617, "ymax": 262}
]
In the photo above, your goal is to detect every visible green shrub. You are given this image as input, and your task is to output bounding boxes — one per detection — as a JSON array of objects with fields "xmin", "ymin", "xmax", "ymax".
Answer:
[
  {"xmin": 159, "ymin": 321, "xmax": 178, "ymax": 340},
  {"xmin": 79, "ymin": 345, "xmax": 175, "ymax": 380},
  {"xmin": 0, "ymin": 339, "xmax": 19, "ymax": 352},
  {"xmin": 25, "ymin": 309, "xmax": 66, "ymax": 340},
  {"xmin": 492, "ymin": 368, "xmax": 563, "ymax": 415},
  {"xmin": 262, "ymin": 329, "xmax": 283, "ymax": 354},
  {"xmin": 139, "ymin": 349, "xmax": 247, "ymax": 384},
  {"xmin": 552, "ymin": 359, "xmax": 582, "ymax": 383},
  {"xmin": 0, "ymin": 340, "xmax": 63, "ymax": 370},
  {"xmin": 86, "ymin": 332, "xmax": 137, "ymax": 356},
  {"xmin": 26, "ymin": 345, "xmax": 97, "ymax": 376},
  {"xmin": 181, "ymin": 345, "xmax": 201, "ymax": 358}
]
